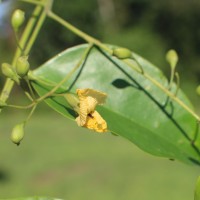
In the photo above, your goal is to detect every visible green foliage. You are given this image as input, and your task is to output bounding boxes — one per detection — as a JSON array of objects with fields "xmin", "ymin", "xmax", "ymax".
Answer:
[{"xmin": 31, "ymin": 44, "xmax": 200, "ymax": 165}]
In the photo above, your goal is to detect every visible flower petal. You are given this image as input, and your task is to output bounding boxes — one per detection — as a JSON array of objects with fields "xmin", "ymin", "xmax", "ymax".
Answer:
[{"xmin": 83, "ymin": 111, "xmax": 107, "ymax": 133}]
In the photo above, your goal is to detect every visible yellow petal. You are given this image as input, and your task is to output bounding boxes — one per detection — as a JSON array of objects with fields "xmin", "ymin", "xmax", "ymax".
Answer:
[
  {"xmin": 83, "ymin": 111, "xmax": 107, "ymax": 133},
  {"xmin": 76, "ymin": 96, "xmax": 88, "ymax": 126},
  {"xmin": 85, "ymin": 96, "xmax": 98, "ymax": 113},
  {"xmin": 76, "ymin": 88, "xmax": 107, "ymax": 104},
  {"xmin": 75, "ymin": 88, "xmax": 108, "ymax": 131},
  {"xmin": 76, "ymin": 88, "xmax": 107, "ymax": 125}
]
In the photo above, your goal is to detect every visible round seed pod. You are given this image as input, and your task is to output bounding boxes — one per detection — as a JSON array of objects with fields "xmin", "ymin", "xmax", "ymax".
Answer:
[
  {"xmin": 1, "ymin": 63, "xmax": 14, "ymax": 77},
  {"xmin": 11, "ymin": 9, "xmax": 25, "ymax": 31},
  {"xmin": 113, "ymin": 48, "xmax": 132, "ymax": 59},
  {"xmin": 10, "ymin": 122, "xmax": 25, "ymax": 145},
  {"xmin": 1, "ymin": 63, "xmax": 19, "ymax": 83},
  {"xmin": 16, "ymin": 56, "xmax": 30, "ymax": 77},
  {"xmin": 166, "ymin": 49, "xmax": 178, "ymax": 69}
]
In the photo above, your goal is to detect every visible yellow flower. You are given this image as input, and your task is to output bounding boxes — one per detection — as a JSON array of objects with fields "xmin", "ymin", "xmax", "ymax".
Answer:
[
  {"xmin": 75, "ymin": 88, "xmax": 107, "ymax": 133},
  {"xmin": 83, "ymin": 111, "xmax": 107, "ymax": 133}
]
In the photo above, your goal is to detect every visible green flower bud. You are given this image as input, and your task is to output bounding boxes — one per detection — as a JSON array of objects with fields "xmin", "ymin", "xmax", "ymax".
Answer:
[
  {"xmin": 11, "ymin": 9, "xmax": 25, "ymax": 31},
  {"xmin": 113, "ymin": 48, "xmax": 132, "ymax": 59},
  {"xmin": 10, "ymin": 122, "xmax": 25, "ymax": 145},
  {"xmin": 16, "ymin": 56, "xmax": 30, "ymax": 77},
  {"xmin": 1, "ymin": 63, "xmax": 19, "ymax": 84},
  {"xmin": 195, "ymin": 176, "xmax": 200, "ymax": 200},
  {"xmin": 166, "ymin": 49, "xmax": 178, "ymax": 69},
  {"xmin": 196, "ymin": 85, "xmax": 200, "ymax": 96},
  {"xmin": 1, "ymin": 63, "xmax": 13, "ymax": 77}
]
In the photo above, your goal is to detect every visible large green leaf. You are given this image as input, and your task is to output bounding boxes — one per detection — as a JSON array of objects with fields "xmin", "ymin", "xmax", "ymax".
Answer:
[{"xmin": 31, "ymin": 44, "xmax": 200, "ymax": 165}]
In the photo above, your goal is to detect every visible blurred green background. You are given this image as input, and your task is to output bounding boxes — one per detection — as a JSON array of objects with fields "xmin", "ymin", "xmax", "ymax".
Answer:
[{"xmin": 0, "ymin": 0, "xmax": 200, "ymax": 199}]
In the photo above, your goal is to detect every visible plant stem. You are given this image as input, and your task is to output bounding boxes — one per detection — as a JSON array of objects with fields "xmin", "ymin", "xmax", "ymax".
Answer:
[
  {"xmin": 35, "ymin": 43, "xmax": 93, "ymax": 103},
  {"xmin": 169, "ymin": 66, "xmax": 175, "ymax": 90},
  {"xmin": 20, "ymin": 0, "xmax": 45, "ymax": 6},
  {"xmin": 0, "ymin": 4, "xmax": 43, "ymax": 111},
  {"xmin": 13, "ymin": 30, "xmax": 24, "ymax": 53},
  {"xmin": 23, "ymin": 7, "xmax": 46, "ymax": 55},
  {"xmin": 28, "ymin": 71, "xmax": 57, "ymax": 87},
  {"xmin": 25, "ymin": 77, "xmax": 35, "ymax": 100},
  {"xmin": 174, "ymin": 72, "xmax": 180, "ymax": 96},
  {"xmin": 24, "ymin": 90, "xmax": 34, "ymax": 101},
  {"xmin": 146, "ymin": 73, "xmax": 200, "ymax": 120},
  {"xmin": 47, "ymin": 11, "xmax": 113, "ymax": 54},
  {"xmin": 25, "ymin": 104, "xmax": 37, "ymax": 124},
  {"xmin": 12, "ymin": 6, "xmax": 43, "ymax": 66},
  {"xmin": 0, "ymin": 0, "xmax": 53, "ymax": 112},
  {"xmin": 6, "ymin": 104, "xmax": 34, "ymax": 109},
  {"xmin": 124, "ymin": 59, "xmax": 200, "ymax": 121}
]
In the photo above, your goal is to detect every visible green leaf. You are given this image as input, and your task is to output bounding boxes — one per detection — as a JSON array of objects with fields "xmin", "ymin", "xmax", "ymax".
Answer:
[{"xmin": 31, "ymin": 44, "xmax": 200, "ymax": 165}]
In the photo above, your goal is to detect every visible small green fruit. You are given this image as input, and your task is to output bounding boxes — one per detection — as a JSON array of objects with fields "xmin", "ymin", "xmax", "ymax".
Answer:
[
  {"xmin": 166, "ymin": 49, "xmax": 178, "ymax": 69},
  {"xmin": 11, "ymin": 9, "xmax": 25, "ymax": 31},
  {"xmin": 16, "ymin": 56, "xmax": 30, "ymax": 77},
  {"xmin": 1, "ymin": 63, "xmax": 14, "ymax": 77},
  {"xmin": 10, "ymin": 122, "xmax": 25, "ymax": 145},
  {"xmin": 113, "ymin": 48, "xmax": 132, "ymax": 59},
  {"xmin": 1, "ymin": 63, "xmax": 19, "ymax": 83}
]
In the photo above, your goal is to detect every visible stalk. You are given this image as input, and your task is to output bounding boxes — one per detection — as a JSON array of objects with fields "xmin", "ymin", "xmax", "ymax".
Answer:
[{"xmin": 0, "ymin": 5, "xmax": 43, "ymax": 109}]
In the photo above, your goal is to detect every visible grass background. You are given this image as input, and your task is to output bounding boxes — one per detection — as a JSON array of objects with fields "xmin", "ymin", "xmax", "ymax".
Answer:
[{"xmin": 0, "ymin": 107, "xmax": 199, "ymax": 200}]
